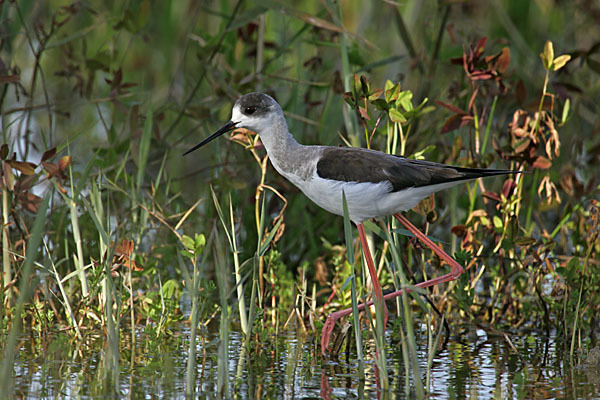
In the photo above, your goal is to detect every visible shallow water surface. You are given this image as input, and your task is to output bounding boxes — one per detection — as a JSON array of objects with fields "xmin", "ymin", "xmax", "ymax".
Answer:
[{"xmin": 13, "ymin": 326, "xmax": 600, "ymax": 399}]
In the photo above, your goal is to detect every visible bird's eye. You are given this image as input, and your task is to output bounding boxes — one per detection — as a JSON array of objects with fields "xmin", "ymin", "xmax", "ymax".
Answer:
[{"xmin": 244, "ymin": 106, "xmax": 257, "ymax": 115}]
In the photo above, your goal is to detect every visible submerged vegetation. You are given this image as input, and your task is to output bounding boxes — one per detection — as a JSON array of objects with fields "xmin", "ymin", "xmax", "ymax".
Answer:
[{"xmin": 1, "ymin": 0, "xmax": 599, "ymax": 397}]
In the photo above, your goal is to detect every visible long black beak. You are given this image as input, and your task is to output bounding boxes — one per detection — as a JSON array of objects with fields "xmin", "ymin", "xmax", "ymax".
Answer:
[{"xmin": 183, "ymin": 120, "xmax": 239, "ymax": 156}]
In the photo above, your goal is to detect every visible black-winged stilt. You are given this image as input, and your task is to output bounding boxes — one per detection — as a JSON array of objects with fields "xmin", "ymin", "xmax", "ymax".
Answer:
[{"xmin": 185, "ymin": 92, "xmax": 519, "ymax": 355}]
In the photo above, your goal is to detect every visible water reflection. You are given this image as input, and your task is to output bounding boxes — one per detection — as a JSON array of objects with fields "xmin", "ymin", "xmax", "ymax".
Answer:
[{"xmin": 12, "ymin": 326, "xmax": 599, "ymax": 398}]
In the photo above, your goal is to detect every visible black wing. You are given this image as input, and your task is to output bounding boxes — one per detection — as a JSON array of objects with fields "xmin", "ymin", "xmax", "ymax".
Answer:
[{"xmin": 316, "ymin": 147, "xmax": 516, "ymax": 192}]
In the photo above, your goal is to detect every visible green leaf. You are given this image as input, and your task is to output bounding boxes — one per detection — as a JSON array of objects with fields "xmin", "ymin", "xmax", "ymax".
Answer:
[
  {"xmin": 514, "ymin": 236, "xmax": 536, "ymax": 246},
  {"xmin": 493, "ymin": 215, "xmax": 503, "ymax": 231},
  {"xmin": 396, "ymin": 91, "xmax": 413, "ymax": 111},
  {"xmin": 181, "ymin": 235, "xmax": 195, "ymax": 251},
  {"xmin": 540, "ymin": 40, "xmax": 554, "ymax": 70},
  {"xmin": 258, "ymin": 218, "xmax": 283, "ymax": 256},
  {"xmin": 389, "ymin": 108, "xmax": 406, "ymax": 123},
  {"xmin": 561, "ymin": 98, "xmax": 570, "ymax": 124},
  {"xmin": 372, "ymin": 99, "xmax": 390, "ymax": 111},
  {"xmin": 384, "ymin": 79, "xmax": 394, "ymax": 93},
  {"xmin": 136, "ymin": 105, "xmax": 152, "ymax": 190},
  {"xmin": 385, "ymin": 81, "xmax": 401, "ymax": 103},
  {"xmin": 411, "ymin": 145, "xmax": 436, "ymax": 160},
  {"xmin": 552, "ymin": 54, "xmax": 571, "ymax": 71},
  {"xmin": 194, "ymin": 233, "xmax": 206, "ymax": 249}
]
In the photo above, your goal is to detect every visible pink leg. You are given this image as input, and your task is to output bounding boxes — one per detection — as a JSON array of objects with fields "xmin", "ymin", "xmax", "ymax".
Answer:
[
  {"xmin": 321, "ymin": 222, "xmax": 389, "ymax": 355},
  {"xmin": 321, "ymin": 214, "xmax": 464, "ymax": 355},
  {"xmin": 356, "ymin": 223, "xmax": 384, "ymax": 303},
  {"xmin": 357, "ymin": 223, "xmax": 389, "ymax": 332}
]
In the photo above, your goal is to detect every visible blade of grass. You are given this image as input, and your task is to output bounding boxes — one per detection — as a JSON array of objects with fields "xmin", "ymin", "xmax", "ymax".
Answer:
[
  {"xmin": 214, "ymin": 229, "xmax": 230, "ymax": 397},
  {"xmin": 66, "ymin": 148, "xmax": 89, "ymax": 297},
  {"xmin": 136, "ymin": 105, "xmax": 152, "ymax": 192},
  {"xmin": 0, "ymin": 194, "xmax": 49, "ymax": 393},
  {"xmin": 210, "ymin": 187, "xmax": 248, "ymax": 335}
]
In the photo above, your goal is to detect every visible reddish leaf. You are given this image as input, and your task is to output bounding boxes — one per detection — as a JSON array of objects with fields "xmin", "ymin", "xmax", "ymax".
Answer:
[
  {"xmin": 434, "ymin": 99, "xmax": 468, "ymax": 115},
  {"xmin": 441, "ymin": 114, "xmax": 464, "ymax": 134},
  {"xmin": 0, "ymin": 144, "xmax": 8, "ymax": 160},
  {"xmin": 56, "ymin": 182, "xmax": 67, "ymax": 194},
  {"xmin": 3, "ymin": 161, "xmax": 15, "ymax": 191},
  {"xmin": 483, "ymin": 191, "xmax": 501, "ymax": 202},
  {"xmin": 58, "ymin": 155, "xmax": 71, "ymax": 172},
  {"xmin": 502, "ymin": 179, "xmax": 517, "ymax": 198},
  {"xmin": 42, "ymin": 161, "xmax": 59, "ymax": 177},
  {"xmin": 21, "ymin": 193, "xmax": 43, "ymax": 213},
  {"xmin": 470, "ymin": 71, "xmax": 494, "ymax": 80},
  {"xmin": 514, "ymin": 138, "xmax": 531, "ymax": 154},
  {"xmin": 495, "ymin": 47, "xmax": 511, "ymax": 73},
  {"xmin": 114, "ymin": 239, "xmax": 143, "ymax": 271},
  {"xmin": 468, "ymin": 87, "xmax": 479, "ymax": 112},
  {"xmin": 532, "ymin": 156, "xmax": 552, "ymax": 169},
  {"xmin": 41, "ymin": 147, "xmax": 57, "ymax": 162},
  {"xmin": 358, "ymin": 106, "xmax": 370, "ymax": 120},
  {"xmin": 450, "ymin": 225, "xmax": 467, "ymax": 237},
  {"xmin": 474, "ymin": 37, "xmax": 488, "ymax": 56}
]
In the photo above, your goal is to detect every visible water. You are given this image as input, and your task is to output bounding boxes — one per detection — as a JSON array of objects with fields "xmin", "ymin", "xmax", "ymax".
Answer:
[{"xmin": 11, "ymin": 326, "xmax": 600, "ymax": 399}]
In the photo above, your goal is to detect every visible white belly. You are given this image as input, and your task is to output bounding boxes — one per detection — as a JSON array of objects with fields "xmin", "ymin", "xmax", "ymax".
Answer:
[{"xmin": 283, "ymin": 171, "xmax": 457, "ymax": 223}]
